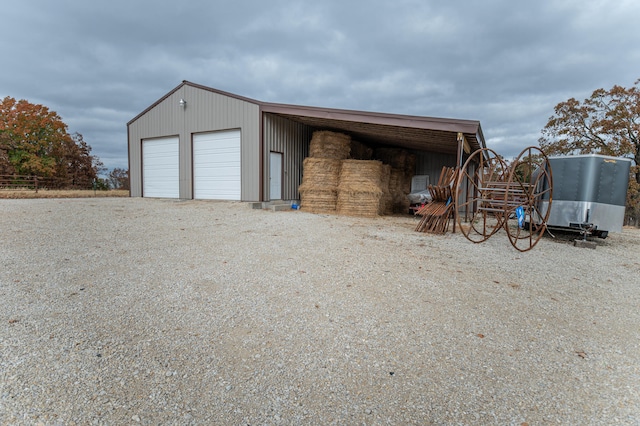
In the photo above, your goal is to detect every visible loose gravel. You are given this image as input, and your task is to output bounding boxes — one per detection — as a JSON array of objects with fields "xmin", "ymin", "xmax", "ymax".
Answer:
[{"xmin": 1, "ymin": 198, "xmax": 639, "ymax": 425}]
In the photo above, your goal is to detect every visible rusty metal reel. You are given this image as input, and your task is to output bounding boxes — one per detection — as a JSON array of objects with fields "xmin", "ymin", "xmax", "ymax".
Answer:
[
  {"xmin": 504, "ymin": 146, "xmax": 554, "ymax": 252},
  {"xmin": 456, "ymin": 148, "xmax": 510, "ymax": 243}
]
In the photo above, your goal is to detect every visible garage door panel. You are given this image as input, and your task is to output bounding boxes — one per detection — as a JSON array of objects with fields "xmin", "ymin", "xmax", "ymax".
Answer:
[
  {"xmin": 143, "ymin": 137, "xmax": 179, "ymax": 198},
  {"xmin": 193, "ymin": 130, "xmax": 241, "ymax": 200}
]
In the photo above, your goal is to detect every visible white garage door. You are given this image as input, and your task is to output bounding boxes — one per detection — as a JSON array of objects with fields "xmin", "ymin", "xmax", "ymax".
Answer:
[
  {"xmin": 193, "ymin": 130, "xmax": 241, "ymax": 200},
  {"xmin": 142, "ymin": 136, "xmax": 179, "ymax": 198}
]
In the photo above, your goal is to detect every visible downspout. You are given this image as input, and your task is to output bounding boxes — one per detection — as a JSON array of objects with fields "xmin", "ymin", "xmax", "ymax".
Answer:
[
  {"xmin": 259, "ymin": 107, "xmax": 264, "ymax": 202},
  {"xmin": 454, "ymin": 132, "xmax": 465, "ymax": 233}
]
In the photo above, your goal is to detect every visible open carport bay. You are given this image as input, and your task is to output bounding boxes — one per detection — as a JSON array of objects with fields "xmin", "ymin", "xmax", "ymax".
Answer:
[{"xmin": 1, "ymin": 198, "xmax": 639, "ymax": 424}]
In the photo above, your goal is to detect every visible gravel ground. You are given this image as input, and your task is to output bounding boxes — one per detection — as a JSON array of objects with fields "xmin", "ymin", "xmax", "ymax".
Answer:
[{"xmin": 1, "ymin": 198, "xmax": 639, "ymax": 425}]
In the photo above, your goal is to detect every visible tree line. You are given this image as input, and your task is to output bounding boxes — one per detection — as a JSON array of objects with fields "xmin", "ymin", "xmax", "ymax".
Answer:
[{"xmin": 0, "ymin": 96, "xmax": 128, "ymax": 190}]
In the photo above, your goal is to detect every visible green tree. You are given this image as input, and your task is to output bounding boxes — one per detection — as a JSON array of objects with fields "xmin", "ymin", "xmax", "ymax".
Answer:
[{"xmin": 539, "ymin": 79, "xmax": 640, "ymax": 224}]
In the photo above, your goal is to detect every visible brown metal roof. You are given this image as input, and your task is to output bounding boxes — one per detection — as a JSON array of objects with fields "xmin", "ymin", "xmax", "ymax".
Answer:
[
  {"xmin": 261, "ymin": 102, "xmax": 485, "ymax": 155},
  {"xmin": 129, "ymin": 81, "xmax": 486, "ymax": 154}
]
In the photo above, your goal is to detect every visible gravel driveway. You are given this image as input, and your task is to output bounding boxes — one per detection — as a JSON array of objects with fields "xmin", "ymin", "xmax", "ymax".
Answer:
[{"xmin": 1, "ymin": 198, "xmax": 639, "ymax": 425}]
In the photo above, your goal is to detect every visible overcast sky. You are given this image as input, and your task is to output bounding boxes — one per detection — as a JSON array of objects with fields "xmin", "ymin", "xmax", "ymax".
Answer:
[{"xmin": 1, "ymin": 1, "xmax": 639, "ymax": 171}]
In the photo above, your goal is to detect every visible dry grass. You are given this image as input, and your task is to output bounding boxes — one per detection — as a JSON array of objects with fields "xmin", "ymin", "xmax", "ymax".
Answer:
[{"xmin": 0, "ymin": 189, "xmax": 130, "ymax": 199}]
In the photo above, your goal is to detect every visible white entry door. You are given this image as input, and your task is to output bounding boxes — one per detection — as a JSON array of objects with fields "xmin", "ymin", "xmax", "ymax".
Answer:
[{"xmin": 269, "ymin": 152, "xmax": 283, "ymax": 200}]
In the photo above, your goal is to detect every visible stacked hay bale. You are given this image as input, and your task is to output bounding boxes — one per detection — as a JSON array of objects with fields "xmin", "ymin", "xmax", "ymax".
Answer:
[
  {"xmin": 298, "ymin": 158, "xmax": 343, "ymax": 213},
  {"xmin": 308, "ymin": 131, "xmax": 351, "ymax": 159},
  {"xmin": 299, "ymin": 131, "xmax": 351, "ymax": 213},
  {"xmin": 300, "ymin": 131, "xmax": 420, "ymax": 217},
  {"xmin": 336, "ymin": 160, "xmax": 385, "ymax": 217},
  {"xmin": 375, "ymin": 147, "xmax": 416, "ymax": 213},
  {"xmin": 350, "ymin": 140, "xmax": 374, "ymax": 160},
  {"xmin": 379, "ymin": 164, "xmax": 393, "ymax": 215}
]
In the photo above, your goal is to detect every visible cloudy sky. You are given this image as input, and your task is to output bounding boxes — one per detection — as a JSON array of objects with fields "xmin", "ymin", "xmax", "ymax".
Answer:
[{"xmin": 1, "ymin": 0, "xmax": 639, "ymax": 171}]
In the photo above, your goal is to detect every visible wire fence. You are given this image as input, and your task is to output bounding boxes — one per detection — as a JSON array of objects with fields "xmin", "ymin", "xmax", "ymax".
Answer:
[{"xmin": 0, "ymin": 175, "xmax": 95, "ymax": 191}]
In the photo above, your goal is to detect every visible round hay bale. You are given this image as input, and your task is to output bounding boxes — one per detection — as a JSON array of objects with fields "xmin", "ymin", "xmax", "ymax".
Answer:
[{"xmin": 309, "ymin": 131, "xmax": 351, "ymax": 159}]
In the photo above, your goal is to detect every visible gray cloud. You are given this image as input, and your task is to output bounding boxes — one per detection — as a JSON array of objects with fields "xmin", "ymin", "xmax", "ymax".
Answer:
[{"xmin": 2, "ymin": 0, "xmax": 639, "ymax": 170}]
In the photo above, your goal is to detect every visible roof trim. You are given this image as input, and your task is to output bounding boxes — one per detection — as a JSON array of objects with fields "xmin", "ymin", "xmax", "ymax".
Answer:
[
  {"xmin": 128, "ymin": 81, "xmax": 486, "ymax": 150},
  {"xmin": 260, "ymin": 102, "xmax": 481, "ymax": 135}
]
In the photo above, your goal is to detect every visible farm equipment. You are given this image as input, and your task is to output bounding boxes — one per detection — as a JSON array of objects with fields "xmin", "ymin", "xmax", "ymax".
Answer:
[
  {"xmin": 455, "ymin": 146, "xmax": 553, "ymax": 252},
  {"xmin": 415, "ymin": 167, "xmax": 457, "ymax": 234}
]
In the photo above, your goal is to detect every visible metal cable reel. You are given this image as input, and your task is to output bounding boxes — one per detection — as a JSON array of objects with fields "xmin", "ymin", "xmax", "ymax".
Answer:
[
  {"xmin": 455, "ymin": 146, "xmax": 553, "ymax": 252},
  {"xmin": 455, "ymin": 148, "xmax": 509, "ymax": 243},
  {"xmin": 504, "ymin": 146, "xmax": 553, "ymax": 251}
]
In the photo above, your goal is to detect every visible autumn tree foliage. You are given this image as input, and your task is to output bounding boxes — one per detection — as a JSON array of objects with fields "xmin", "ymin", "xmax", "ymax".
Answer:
[
  {"xmin": 539, "ymin": 79, "xmax": 640, "ymax": 224},
  {"xmin": 0, "ymin": 96, "xmax": 102, "ymax": 188},
  {"xmin": 107, "ymin": 167, "xmax": 129, "ymax": 190}
]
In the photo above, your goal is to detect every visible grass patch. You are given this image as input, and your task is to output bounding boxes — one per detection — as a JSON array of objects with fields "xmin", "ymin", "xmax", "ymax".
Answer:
[{"xmin": 0, "ymin": 189, "xmax": 130, "ymax": 199}]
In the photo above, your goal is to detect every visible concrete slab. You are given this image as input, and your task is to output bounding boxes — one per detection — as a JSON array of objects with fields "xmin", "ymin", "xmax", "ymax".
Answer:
[{"xmin": 272, "ymin": 204, "xmax": 292, "ymax": 212}]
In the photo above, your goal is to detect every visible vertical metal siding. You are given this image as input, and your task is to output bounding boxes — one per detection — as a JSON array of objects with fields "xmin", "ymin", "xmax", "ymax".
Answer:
[
  {"xmin": 128, "ymin": 85, "xmax": 261, "ymax": 200},
  {"xmin": 262, "ymin": 114, "xmax": 312, "ymax": 200},
  {"xmin": 414, "ymin": 151, "xmax": 457, "ymax": 179}
]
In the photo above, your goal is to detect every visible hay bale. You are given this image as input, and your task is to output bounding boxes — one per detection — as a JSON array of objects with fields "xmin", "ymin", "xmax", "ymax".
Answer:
[
  {"xmin": 299, "ymin": 158, "xmax": 342, "ymax": 188},
  {"xmin": 374, "ymin": 147, "xmax": 416, "ymax": 173},
  {"xmin": 379, "ymin": 164, "xmax": 393, "ymax": 215},
  {"xmin": 309, "ymin": 131, "xmax": 351, "ymax": 159},
  {"xmin": 389, "ymin": 167, "xmax": 411, "ymax": 213},
  {"xmin": 338, "ymin": 160, "xmax": 383, "ymax": 191},
  {"xmin": 375, "ymin": 147, "xmax": 408, "ymax": 169},
  {"xmin": 337, "ymin": 191, "xmax": 382, "ymax": 217},
  {"xmin": 350, "ymin": 140, "xmax": 373, "ymax": 160},
  {"xmin": 299, "ymin": 188, "xmax": 338, "ymax": 213},
  {"xmin": 336, "ymin": 160, "xmax": 384, "ymax": 217},
  {"xmin": 405, "ymin": 153, "xmax": 416, "ymax": 174},
  {"xmin": 298, "ymin": 158, "xmax": 342, "ymax": 213}
]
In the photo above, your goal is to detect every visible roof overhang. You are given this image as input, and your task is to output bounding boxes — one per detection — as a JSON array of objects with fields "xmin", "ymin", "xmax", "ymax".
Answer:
[{"xmin": 261, "ymin": 102, "xmax": 485, "ymax": 155}]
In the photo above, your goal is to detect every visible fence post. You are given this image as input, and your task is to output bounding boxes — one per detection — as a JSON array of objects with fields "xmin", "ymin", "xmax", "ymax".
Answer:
[{"xmin": 34, "ymin": 176, "xmax": 38, "ymax": 193}]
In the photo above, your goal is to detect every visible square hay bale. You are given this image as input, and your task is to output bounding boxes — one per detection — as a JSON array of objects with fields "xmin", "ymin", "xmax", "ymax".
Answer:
[
  {"xmin": 338, "ymin": 160, "xmax": 384, "ymax": 191},
  {"xmin": 389, "ymin": 167, "xmax": 411, "ymax": 213},
  {"xmin": 374, "ymin": 147, "xmax": 416, "ymax": 174},
  {"xmin": 336, "ymin": 160, "xmax": 385, "ymax": 217},
  {"xmin": 298, "ymin": 158, "xmax": 343, "ymax": 213},
  {"xmin": 350, "ymin": 140, "xmax": 373, "ymax": 160},
  {"xmin": 309, "ymin": 130, "xmax": 351, "ymax": 160},
  {"xmin": 379, "ymin": 164, "xmax": 393, "ymax": 215},
  {"xmin": 337, "ymin": 190, "xmax": 382, "ymax": 217},
  {"xmin": 299, "ymin": 188, "xmax": 338, "ymax": 213},
  {"xmin": 300, "ymin": 158, "xmax": 342, "ymax": 188}
]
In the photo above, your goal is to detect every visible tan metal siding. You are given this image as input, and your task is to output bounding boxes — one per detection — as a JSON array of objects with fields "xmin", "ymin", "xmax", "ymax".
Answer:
[
  {"xmin": 263, "ymin": 114, "xmax": 312, "ymax": 200},
  {"xmin": 128, "ymin": 85, "xmax": 260, "ymax": 200}
]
